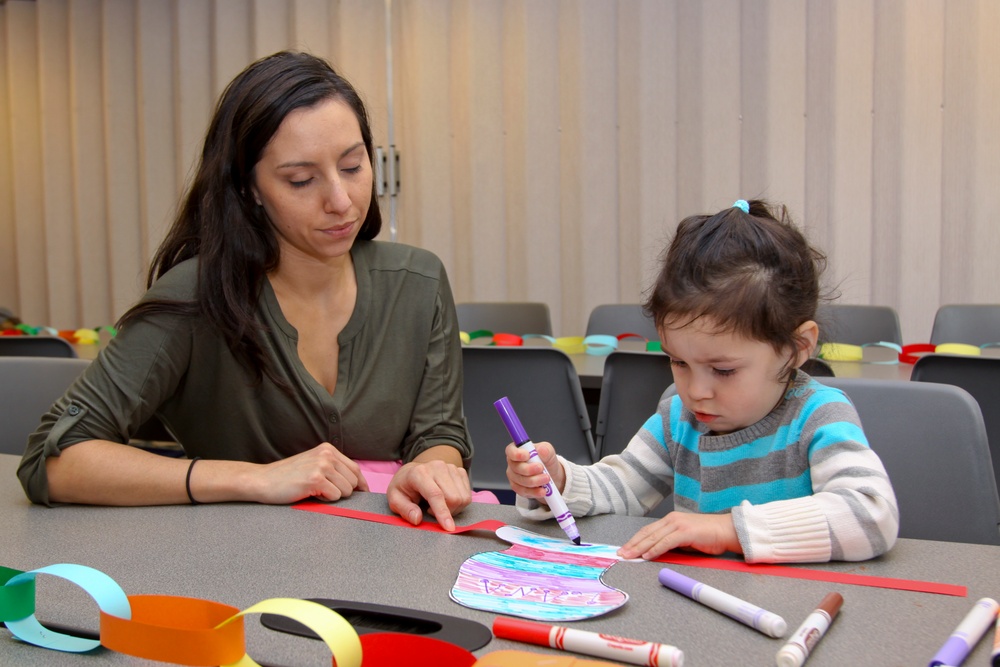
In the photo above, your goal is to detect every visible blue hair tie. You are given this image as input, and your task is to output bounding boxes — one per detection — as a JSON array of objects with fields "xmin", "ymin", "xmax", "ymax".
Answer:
[{"xmin": 733, "ymin": 199, "xmax": 749, "ymax": 214}]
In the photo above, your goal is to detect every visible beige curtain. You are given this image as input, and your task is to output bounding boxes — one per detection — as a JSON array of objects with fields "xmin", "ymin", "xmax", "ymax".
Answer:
[{"xmin": 2, "ymin": 0, "xmax": 998, "ymax": 341}]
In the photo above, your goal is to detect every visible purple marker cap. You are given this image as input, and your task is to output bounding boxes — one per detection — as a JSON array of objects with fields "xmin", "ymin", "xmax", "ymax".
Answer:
[
  {"xmin": 930, "ymin": 636, "xmax": 972, "ymax": 667},
  {"xmin": 658, "ymin": 568, "xmax": 698, "ymax": 597},
  {"xmin": 494, "ymin": 397, "xmax": 530, "ymax": 445}
]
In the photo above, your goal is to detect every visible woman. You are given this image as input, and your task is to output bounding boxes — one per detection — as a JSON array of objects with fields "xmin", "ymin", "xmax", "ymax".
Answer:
[{"xmin": 18, "ymin": 51, "xmax": 481, "ymax": 531}]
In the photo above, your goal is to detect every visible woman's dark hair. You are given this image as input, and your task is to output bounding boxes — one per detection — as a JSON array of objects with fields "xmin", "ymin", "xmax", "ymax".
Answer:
[
  {"xmin": 118, "ymin": 51, "xmax": 381, "ymax": 384},
  {"xmin": 643, "ymin": 199, "xmax": 827, "ymax": 378}
]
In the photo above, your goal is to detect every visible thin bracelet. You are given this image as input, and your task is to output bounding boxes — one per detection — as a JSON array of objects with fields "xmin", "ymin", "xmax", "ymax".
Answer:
[{"xmin": 185, "ymin": 457, "xmax": 202, "ymax": 505}]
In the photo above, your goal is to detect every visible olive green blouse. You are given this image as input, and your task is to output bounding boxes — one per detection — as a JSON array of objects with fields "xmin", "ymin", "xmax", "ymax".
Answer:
[{"xmin": 18, "ymin": 240, "xmax": 471, "ymax": 504}]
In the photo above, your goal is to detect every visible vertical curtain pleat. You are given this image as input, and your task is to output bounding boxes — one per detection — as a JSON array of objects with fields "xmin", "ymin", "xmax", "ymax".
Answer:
[{"xmin": 1, "ymin": 0, "xmax": 998, "ymax": 340}]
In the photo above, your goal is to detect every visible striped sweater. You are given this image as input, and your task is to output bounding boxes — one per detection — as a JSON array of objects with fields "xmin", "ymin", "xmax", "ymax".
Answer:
[{"xmin": 519, "ymin": 371, "xmax": 899, "ymax": 563}]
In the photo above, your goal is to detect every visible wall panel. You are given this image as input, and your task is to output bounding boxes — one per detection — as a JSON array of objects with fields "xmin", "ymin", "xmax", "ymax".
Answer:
[
  {"xmin": 1, "ymin": 0, "xmax": 998, "ymax": 342},
  {"xmin": 0, "ymin": 5, "xmax": 15, "ymax": 313}
]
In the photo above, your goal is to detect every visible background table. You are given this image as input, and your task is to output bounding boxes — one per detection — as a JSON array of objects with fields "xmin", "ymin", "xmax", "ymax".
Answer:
[
  {"xmin": 2, "ymin": 454, "xmax": 998, "ymax": 666},
  {"xmin": 570, "ymin": 352, "xmax": 914, "ymax": 390}
]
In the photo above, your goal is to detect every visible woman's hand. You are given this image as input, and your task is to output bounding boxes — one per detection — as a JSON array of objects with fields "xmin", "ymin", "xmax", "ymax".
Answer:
[
  {"xmin": 386, "ymin": 456, "xmax": 472, "ymax": 531},
  {"xmin": 618, "ymin": 512, "xmax": 743, "ymax": 560},
  {"xmin": 505, "ymin": 440, "xmax": 565, "ymax": 501},
  {"xmin": 249, "ymin": 443, "xmax": 369, "ymax": 504}
]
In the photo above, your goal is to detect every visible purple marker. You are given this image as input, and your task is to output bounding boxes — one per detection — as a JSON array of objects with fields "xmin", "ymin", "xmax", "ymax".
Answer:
[
  {"xmin": 659, "ymin": 568, "xmax": 787, "ymax": 638},
  {"xmin": 494, "ymin": 396, "xmax": 582, "ymax": 545},
  {"xmin": 929, "ymin": 597, "xmax": 999, "ymax": 667}
]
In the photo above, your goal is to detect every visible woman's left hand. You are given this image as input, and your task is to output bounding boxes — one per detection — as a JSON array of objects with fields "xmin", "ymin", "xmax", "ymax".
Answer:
[{"xmin": 386, "ymin": 458, "xmax": 472, "ymax": 531}]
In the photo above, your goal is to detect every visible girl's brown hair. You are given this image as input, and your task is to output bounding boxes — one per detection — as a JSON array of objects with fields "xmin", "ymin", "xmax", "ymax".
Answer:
[{"xmin": 643, "ymin": 200, "xmax": 827, "ymax": 376}]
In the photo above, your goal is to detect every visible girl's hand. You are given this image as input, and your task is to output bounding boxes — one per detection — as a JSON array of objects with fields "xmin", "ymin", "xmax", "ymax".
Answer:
[
  {"xmin": 618, "ymin": 512, "xmax": 743, "ymax": 560},
  {"xmin": 386, "ymin": 460, "xmax": 472, "ymax": 531},
  {"xmin": 250, "ymin": 443, "xmax": 369, "ymax": 504},
  {"xmin": 505, "ymin": 440, "xmax": 566, "ymax": 500}
]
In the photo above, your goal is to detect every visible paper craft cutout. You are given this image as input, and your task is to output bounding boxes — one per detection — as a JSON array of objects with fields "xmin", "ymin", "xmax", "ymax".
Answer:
[
  {"xmin": 297, "ymin": 505, "xmax": 968, "ymax": 597},
  {"xmin": 451, "ymin": 526, "xmax": 629, "ymax": 621}
]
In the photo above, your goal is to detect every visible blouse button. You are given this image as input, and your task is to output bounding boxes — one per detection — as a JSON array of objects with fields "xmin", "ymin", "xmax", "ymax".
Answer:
[{"xmin": 67, "ymin": 405, "xmax": 81, "ymax": 416}]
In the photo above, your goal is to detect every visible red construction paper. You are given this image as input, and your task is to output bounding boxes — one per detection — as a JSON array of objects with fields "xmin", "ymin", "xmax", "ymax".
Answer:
[
  {"xmin": 294, "ymin": 503, "xmax": 967, "ymax": 597},
  {"xmin": 293, "ymin": 500, "xmax": 506, "ymax": 534},
  {"xmin": 652, "ymin": 551, "xmax": 966, "ymax": 597},
  {"xmin": 360, "ymin": 633, "xmax": 476, "ymax": 667}
]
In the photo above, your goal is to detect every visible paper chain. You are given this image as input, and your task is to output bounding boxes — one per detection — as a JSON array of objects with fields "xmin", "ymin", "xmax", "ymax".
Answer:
[
  {"xmin": 0, "ymin": 563, "xmax": 363, "ymax": 666},
  {"xmin": 0, "ymin": 324, "xmax": 116, "ymax": 345},
  {"xmin": 460, "ymin": 331, "xmax": 662, "ymax": 355}
]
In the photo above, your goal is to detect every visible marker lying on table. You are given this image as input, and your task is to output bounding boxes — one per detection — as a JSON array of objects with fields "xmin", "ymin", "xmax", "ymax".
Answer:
[
  {"xmin": 493, "ymin": 617, "xmax": 684, "ymax": 667},
  {"xmin": 658, "ymin": 568, "xmax": 787, "ymax": 638},
  {"xmin": 929, "ymin": 597, "xmax": 999, "ymax": 667},
  {"xmin": 494, "ymin": 396, "xmax": 581, "ymax": 545},
  {"xmin": 775, "ymin": 592, "xmax": 843, "ymax": 667},
  {"xmin": 993, "ymin": 611, "xmax": 1000, "ymax": 667}
]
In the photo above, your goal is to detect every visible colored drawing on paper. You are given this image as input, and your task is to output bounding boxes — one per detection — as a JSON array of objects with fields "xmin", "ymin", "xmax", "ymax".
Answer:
[{"xmin": 450, "ymin": 527, "xmax": 629, "ymax": 621}]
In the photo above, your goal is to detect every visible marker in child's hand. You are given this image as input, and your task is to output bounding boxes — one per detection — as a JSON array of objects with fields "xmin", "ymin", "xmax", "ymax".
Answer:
[{"xmin": 494, "ymin": 396, "xmax": 582, "ymax": 545}]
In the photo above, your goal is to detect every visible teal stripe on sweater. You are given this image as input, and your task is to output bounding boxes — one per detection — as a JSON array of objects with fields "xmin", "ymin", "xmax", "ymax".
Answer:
[{"xmin": 674, "ymin": 470, "xmax": 814, "ymax": 513}]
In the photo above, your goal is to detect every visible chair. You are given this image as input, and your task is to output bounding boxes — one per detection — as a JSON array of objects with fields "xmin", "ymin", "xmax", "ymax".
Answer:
[
  {"xmin": 455, "ymin": 302, "xmax": 552, "ymax": 336},
  {"xmin": 594, "ymin": 351, "xmax": 674, "ymax": 458},
  {"xmin": 585, "ymin": 304, "xmax": 659, "ymax": 341},
  {"xmin": 800, "ymin": 358, "xmax": 835, "ymax": 377},
  {"xmin": 0, "ymin": 357, "xmax": 91, "ymax": 455},
  {"xmin": 910, "ymin": 354, "xmax": 1000, "ymax": 499},
  {"xmin": 819, "ymin": 377, "xmax": 1000, "ymax": 545},
  {"xmin": 0, "ymin": 336, "xmax": 77, "ymax": 358},
  {"xmin": 462, "ymin": 346, "xmax": 595, "ymax": 503},
  {"xmin": 816, "ymin": 304, "xmax": 903, "ymax": 345},
  {"xmin": 930, "ymin": 304, "xmax": 1000, "ymax": 346}
]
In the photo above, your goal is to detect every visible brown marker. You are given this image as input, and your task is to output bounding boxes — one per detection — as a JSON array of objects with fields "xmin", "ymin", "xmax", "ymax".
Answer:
[{"xmin": 775, "ymin": 592, "xmax": 843, "ymax": 667}]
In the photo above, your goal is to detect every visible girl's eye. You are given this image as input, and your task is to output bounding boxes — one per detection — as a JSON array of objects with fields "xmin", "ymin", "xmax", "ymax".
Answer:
[
  {"xmin": 669, "ymin": 359, "xmax": 687, "ymax": 369},
  {"xmin": 713, "ymin": 368, "xmax": 736, "ymax": 377},
  {"xmin": 290, "ymin": 178, "xmax": 313, "ymax": 188},
  {"xmin": 342, "ymin": 165, "xmax": 363, "ymax": 174}
]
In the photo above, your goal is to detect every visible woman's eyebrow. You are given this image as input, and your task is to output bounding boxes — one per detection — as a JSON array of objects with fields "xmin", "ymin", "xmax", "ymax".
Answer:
[{"xmin": 276, "ymin": 142, "xmax": 365, "ymax": 169}]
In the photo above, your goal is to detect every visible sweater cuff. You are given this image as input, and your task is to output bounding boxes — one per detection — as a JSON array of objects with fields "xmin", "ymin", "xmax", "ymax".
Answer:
[{"xmin": 733, "ymin": 497, "xmax": 832, "ymax": 563}]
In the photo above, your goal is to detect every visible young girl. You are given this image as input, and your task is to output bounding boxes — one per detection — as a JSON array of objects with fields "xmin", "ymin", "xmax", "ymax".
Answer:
[{"xmin": 506, "ymin": 199, "xmax": 899, "ymax": 563}]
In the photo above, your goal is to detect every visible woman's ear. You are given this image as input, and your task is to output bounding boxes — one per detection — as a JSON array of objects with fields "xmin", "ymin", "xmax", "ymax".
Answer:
[{"xmin": 792, "ymin": 320, "xmax": 819, "ymax": 368}]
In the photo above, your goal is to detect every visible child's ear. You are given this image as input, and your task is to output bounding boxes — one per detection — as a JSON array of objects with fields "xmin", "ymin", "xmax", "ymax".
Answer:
[{"xmin": 792, "ymin": 320, "xmax": 819, "ymax": 368}]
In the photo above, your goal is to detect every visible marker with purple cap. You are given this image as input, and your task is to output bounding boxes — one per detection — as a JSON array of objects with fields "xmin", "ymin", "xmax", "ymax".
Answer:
[{"xmin": 494, "ymin": 396, "xmax": 582, "ymax": 545}]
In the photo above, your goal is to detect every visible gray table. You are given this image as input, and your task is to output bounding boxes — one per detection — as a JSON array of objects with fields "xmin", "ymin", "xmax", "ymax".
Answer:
[{"xmin": 2, "ymin": 454, "xmax": 997, "ymax": 666}]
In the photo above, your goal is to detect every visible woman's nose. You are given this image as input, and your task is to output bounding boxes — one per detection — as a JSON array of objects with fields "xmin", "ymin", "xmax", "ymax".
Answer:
[{"xmin": 324, "ymin": 179, "xmax": 352, "ymax": 214}]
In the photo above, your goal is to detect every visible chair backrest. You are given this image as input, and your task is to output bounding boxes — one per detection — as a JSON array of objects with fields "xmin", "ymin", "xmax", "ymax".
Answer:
[
  {"xmin": 461, "ymin": 347, "xmax": 595, "ymax": 500},
  {"xmin": 455, "ymin": 302, "xmax": 552, "ymax": 337},
  {"xmin": 800, "ymin": 358, "xmax": 835, "ymax": 377},
  {"xmin": 817, "ymin": 304, "xmax": 903, "ymax": 345},
  {"xmin": 585, "ymin": 304, "xmax": 659, "ymax": 341},
  {"xmin": 910, "ymin": 354, "xmax": 1000, "ymax": 500},
  {"xmin": 0, "ymin": 357, "xmax": 91, "ymax": 455},
  {"xmin": 595, "ymin": 352, "xmax": 673, "ymax": 458},
  {"xmin": 819, "ymin": 377, "xmax": 1000, "ymax": 545},
  {"xmin": 0, "ymin": 336, "xmax": 78, "ymax": 358},
  {"xmin": 930, "ymin": 304, "xmax": 1000, "ymax": 346}
]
